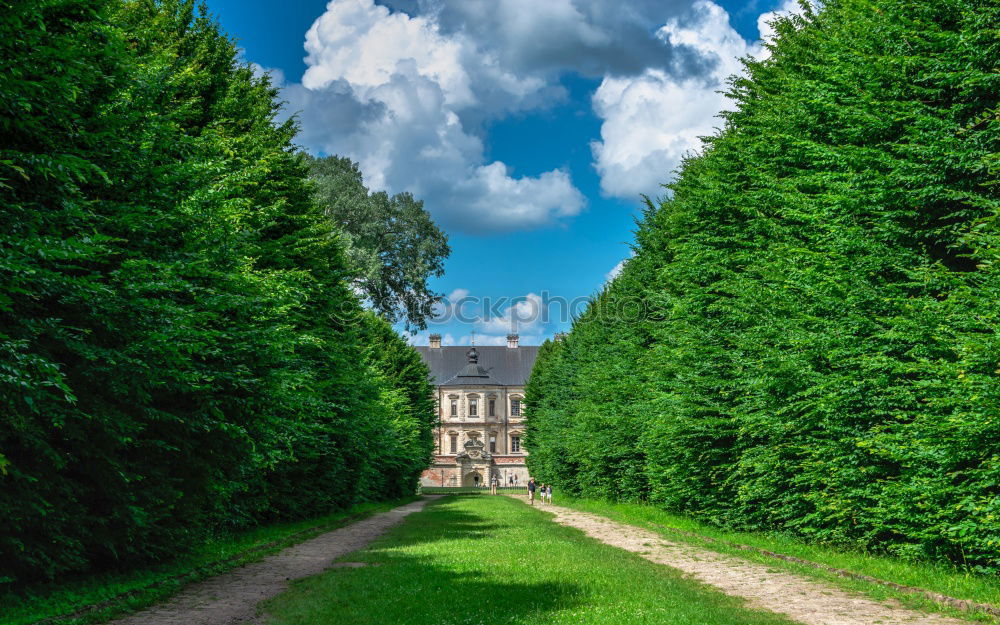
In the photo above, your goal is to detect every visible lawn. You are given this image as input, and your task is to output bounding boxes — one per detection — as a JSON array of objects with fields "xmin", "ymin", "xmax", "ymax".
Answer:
[{"xmin": 262, "ymin": 495, "xmax": 797, "ymax": 625}]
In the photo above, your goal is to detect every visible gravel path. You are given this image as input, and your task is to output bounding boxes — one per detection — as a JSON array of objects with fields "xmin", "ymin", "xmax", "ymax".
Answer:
[
  {"xmin": 532, "ymin": 500, "xmax": 975, "ymax": 625},
  {"xmin": 108, "ymin": 498, "xmax": 431, "ymax": 625}
]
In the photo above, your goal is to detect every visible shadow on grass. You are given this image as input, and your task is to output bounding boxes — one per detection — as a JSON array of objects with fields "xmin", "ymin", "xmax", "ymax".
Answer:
[
  {"xmin": 376, "ymin": 497, "xmax": 506, "ymax": 547},
  {"xmin": 262, "ymin": 498, "xmax": 583, "ymax": 625},
  {"xmin": 264, "ymin": 551, "xmax": 581, "ymax": 625}
]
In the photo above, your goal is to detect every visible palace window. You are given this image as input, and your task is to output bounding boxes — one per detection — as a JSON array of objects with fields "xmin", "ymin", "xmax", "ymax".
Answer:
[
  {"xmin": 511, "ymin": 436, "xmax": 521, "ymax": 453},
  {"xmin": 450, "ymin": 434, "xmax": 458, "ymax": 453},
  {"xmin": 489, "ymin": 436, "xmax": 496, "ymax": 453},
  {"xmin": 450, "ymin": 399, "xmax": 458, "ymax": 417},
  {"xmin": 488, "ymin": 399, "xmax": 496, "ymax": 417},
  {"xmin": 511, "ymin": 399, "xmax": 521, "ymax": 416},
  {"xmin": 469, "ymin": 398, "xmax": 478, "ymax": 417}
]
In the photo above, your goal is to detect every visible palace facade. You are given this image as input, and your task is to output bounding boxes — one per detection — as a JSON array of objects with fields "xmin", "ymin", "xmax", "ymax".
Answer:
[{"xmin": 415, "ymin": 333, "xmax": 537, "ymax": 488}]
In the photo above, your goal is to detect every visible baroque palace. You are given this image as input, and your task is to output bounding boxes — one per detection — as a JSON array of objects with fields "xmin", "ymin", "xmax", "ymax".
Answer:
[{"xmin": 415, "ymin": 333, "xmax": 538, "ymax": 487}]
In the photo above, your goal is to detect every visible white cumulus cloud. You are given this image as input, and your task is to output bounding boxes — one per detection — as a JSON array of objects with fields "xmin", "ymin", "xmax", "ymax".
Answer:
[
  {"xmin": 275, "ymin": 0, "xmax": 807, "ymax": 230},
  {"xmin": 590, "ymin": 0, "xmax": 805, "ymax": 199},
  {"xmin": 302, "ymin": 0, "xmax": 472, "ymax": 105},
  {"xmin": 605, "ymin": 258, "xmax": 627, "ymax": 283},
  {"xmin": 283, "ymin": 0, "xmax": 585, "ymax": 233},
  {"xmin": 475, "ymin": 293, "xmax": 545, "ymax": 336}
]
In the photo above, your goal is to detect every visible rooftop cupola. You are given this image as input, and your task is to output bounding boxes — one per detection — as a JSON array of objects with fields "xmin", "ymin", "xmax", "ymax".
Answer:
[
  {"xmin": 507, "ymin": 333, "xmax": 519, "ymax": 348},
  {"xmin": 455, "ymin": 346, "xmax": 488, "ymax": 378}
]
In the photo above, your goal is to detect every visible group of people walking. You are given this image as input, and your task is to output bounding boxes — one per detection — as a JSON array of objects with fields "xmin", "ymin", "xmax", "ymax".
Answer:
[
  {"xmin": 490, "ymin": 476, "xmax": 552, "ymax": 505},
  {"xmin": 485, "ymin": 475, "xmax": 553, "ymax": 505},
  {"xmin": 526, "ymin": 478, "xmax": 552, "ymax": 505}
]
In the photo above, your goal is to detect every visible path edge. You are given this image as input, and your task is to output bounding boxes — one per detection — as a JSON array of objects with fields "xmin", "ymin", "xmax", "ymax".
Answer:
[
  {"xmin": 515, "ymin": 496, "xmax": 1000, "ymax": 623},
  {"xmin": 28, "ymin": 496, "xmax": 424, "ymax": 625}
]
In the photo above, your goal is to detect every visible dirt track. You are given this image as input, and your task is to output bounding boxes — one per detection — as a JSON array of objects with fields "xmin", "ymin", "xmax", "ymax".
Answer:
[
  {"xmin": 107, "ymin": 498, "xmax": 431, "ymax": 625},
  {"xmin": 535, "ymin": 500, "xmax": 975, "ymax": 625},
  {"xmin": 103, "ymin": 495, "xmax": 980, "ymax": 625}
]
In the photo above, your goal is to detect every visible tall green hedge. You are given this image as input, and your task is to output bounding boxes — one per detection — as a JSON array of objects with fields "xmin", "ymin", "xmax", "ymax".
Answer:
[
  {"xmin": 0, "ymin": 0, "xmax": 434, "ymax": 587},
  {"xmin": 526, "ymin": 0, "xmax": 1000, "ymax": 572}
]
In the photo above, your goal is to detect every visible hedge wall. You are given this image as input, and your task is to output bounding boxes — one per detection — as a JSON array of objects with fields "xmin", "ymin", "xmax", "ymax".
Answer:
[
  {"xmin": 0, "ymin": 0, "xmax": 434, "ymax": 586},
  {"xmin": 525, "ymin": 0, "xmax": 1000, "ymax": 572}
]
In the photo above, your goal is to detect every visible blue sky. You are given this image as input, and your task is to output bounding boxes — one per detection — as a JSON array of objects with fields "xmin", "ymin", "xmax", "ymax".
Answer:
[{"xmin": 204, "ymin": 0, "xmax": 796, "ymax": 345}]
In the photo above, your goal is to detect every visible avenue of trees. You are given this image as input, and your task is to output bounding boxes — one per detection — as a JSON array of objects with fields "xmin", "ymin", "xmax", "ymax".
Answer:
[
  {"xmin": 526, "ymin": 0, "xmax": 1000, "ymax": 572},
  {"xmin": 0, "ymin": 0, "xmax": 439, "ymax": 586}
]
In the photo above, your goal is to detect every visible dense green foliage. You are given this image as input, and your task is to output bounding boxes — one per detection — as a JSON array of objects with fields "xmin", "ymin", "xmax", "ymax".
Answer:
[
  {"xmin": 0, "ymin": 0, "xmax": 434, "ymax": 587},
  {"xmin": 305, "ymin": 155, "xmax": 450, "ymax": 332},
  {"xmin": 526, "ymin": 0, "xmax": 1000, "ymax": 572}
]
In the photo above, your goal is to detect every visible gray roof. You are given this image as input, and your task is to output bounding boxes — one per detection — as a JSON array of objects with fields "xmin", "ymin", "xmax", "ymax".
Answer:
[{"xmin": 415, "ymin": 345, "xmax": 539, "ymax": 387}]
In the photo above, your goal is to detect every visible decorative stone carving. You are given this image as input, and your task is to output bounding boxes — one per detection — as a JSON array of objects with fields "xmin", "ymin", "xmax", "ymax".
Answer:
[{"xmin": 455, "ymin": 438, "xmax": 491, "ymax": 461}]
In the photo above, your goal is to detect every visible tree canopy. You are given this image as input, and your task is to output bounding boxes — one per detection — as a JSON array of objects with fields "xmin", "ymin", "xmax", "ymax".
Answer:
[{"xmin": 305, "ymin": 154, "xmax": 450, "ymax": 332}]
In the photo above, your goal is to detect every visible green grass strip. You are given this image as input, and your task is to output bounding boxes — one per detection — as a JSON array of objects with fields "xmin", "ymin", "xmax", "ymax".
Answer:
[
  {"xmin": 262, "ymin": 495, "xmax": 800, "ymax": 625},
  {"xmin": 553, "ymin": 497, "xmax": 1000, "ymax": 623},
  {"xmin": 1, "ymin": 497, "xmax": 416, "ymax": 625}
]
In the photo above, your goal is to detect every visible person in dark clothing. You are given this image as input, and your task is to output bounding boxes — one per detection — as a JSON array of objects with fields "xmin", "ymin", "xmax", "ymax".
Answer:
[{"xmin": 527, "ymin": 478, "xmax": 537, "ymax": 505}]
